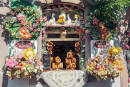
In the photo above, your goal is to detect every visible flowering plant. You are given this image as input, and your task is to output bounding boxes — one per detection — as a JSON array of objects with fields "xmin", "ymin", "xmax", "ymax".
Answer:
[
  {"xmin": 87, "ymin": 47, "xmax": 124, "ymax": 80},
  {"xmin": 3, "ymin": 50, "xmax": 43, "ymax": 79}
]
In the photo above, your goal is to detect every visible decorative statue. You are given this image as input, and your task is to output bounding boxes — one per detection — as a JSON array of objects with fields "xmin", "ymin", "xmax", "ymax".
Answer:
[
  {"xmin": 48, "ymin": 13, "xmax": 55, "ymax": 25},
  {"xmin": 60, "ymin": 30, "xmax": 67, "ymax": 38},
  {"xmin": 74, "ymin": 14, "xmax": 80, "ymax": 26},
  {"xmin": 66, "ymin": 14, "xmax": 72, "ymax": 25}
]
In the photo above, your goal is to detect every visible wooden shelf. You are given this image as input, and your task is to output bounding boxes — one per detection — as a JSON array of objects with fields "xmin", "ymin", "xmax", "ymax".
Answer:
[
  {"xmin": 46, "ymin": 38, "xmax": 80, "ymax": 41},
  {"xmin": 46, "ymin": 30, "xmax": 79, "ymax": 34}
]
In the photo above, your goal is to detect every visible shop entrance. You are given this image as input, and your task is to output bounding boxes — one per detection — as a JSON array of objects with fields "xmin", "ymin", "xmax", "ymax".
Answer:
[
  {"xmin": 51, "ymin": 41, "xmax": 80, "ymax": 69},
  {"xmin": 44, "ymin": 30, "xmax": 81, "ymax": 70}
]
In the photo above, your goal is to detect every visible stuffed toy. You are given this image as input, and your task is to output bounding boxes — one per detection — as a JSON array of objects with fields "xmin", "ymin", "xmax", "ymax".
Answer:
[{"xmin": 108, "ymin": 46, "xmax": 121, "ymax": 55}]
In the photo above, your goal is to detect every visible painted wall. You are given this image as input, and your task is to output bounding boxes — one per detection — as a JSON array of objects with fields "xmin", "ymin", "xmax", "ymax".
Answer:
[{"xmin": 0, "ymin": 0, "xmax": 129, "ymax": 87}]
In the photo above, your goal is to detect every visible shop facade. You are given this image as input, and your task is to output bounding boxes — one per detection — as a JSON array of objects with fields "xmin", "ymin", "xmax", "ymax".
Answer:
[{"xmin": 0, "ymin": 0, "xmax": 129, "ymax": 87}]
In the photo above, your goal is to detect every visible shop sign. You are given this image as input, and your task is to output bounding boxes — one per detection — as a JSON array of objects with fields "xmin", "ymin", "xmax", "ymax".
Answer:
[
  {"xmin": 15, "ymin": 41, "xmax": 33, "ymax": 49},
  {"xmin": 91, "ymin": 40, "xmax": 114, "ymax": 58}
]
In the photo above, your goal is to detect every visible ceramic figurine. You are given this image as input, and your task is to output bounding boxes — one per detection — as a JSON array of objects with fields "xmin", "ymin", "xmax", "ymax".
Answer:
[
  {"xmin": 48, "ymin": 13, "xmax": 55, "ymax": 25},
  {"xmin": 74, "ymin": 15, "xmax": 80, "ymax": 26},
  {"xmin": 66, "ymin": 14, "xmax": 72, "ymax": 25}
]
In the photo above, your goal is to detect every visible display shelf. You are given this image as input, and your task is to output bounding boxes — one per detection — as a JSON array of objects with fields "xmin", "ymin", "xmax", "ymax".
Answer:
[{"xmin": 46, "ymin": 38, "xmax": 80, "ymax": 41}]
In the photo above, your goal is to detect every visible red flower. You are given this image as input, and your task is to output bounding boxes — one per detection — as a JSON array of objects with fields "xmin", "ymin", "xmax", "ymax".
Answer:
[
  {"xmin": 47, "ymin": 7, "xmax": 51, "ymax": 9},
  {"xmin": 18, "ymin": 63, "xmax": 22, "ymax": 66},
  {"xmin": 17, "ymin": 67, "xmax": 21, "ymax": 70},
  {"xmin": 42, "ymin": 37, "xmax": 45, "ymax": 41}
]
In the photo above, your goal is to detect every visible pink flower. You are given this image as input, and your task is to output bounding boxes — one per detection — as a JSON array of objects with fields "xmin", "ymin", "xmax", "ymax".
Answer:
[
  {"xmin": 34, "ymin": 30, "xmax": 37, "ymax": 32},
  {"xmin": 37, "ymin": 63, "xmax": 41, "ymax": 66},
  {"xmin": 30, "ymin": 27, "xmax": 33, "ymax": 30},
  {"xmin": 63, "ymin": 4, "xmax": 66, "ymax": 7},
  {"xmin": 86, "ymin": 30, "xmax": 90, "ymax": 33},
  {"xmin": 6, "ymin": 58, "xmax": 18, "ymax": 68},
  {"xmin": 128, "ymin": 32, "xmax": 130, "ymax": 37},
  {"xmin": 30, "ymin": 33, "xmax": 32, "ymax": 38},
  {"xmin": 11, "ymin": 12, "xmax": 15, "ymax": 16},
  {"xmin": 33, "ymin": 24, "xmax": 37, "ymax": 27},
  {"xmin": 83, "ymin": 35, "xmax": 87, "ymax": 40},
  {"xmin": 34, "ymin": 60, "xmax": 38, "ymax": 63},
  {"xmin": 129, "ymin": 77, "xmax": 130, "ymax": 82},
  {"xmin": 42, "ymin": 37, "xmax": 45, "ymax": 41},
  {"xmin": 82, "ymin": 20, "xmax": 85, "ymax": 24},
  {"xmin": 116, "ymin": 27, "xmax": 118, "ymax": 30},
  {"xmin": 126, "ymin": 45, "xmax": 129, "ymax": 49},
  {"xmin": 42, "ymin": 16, "xmax": 47, "ymax": 22},
  {"xmin": 36, "ymin": 18, "xmax": 40, "ymax": 23},
  {"xmin": 78, "ymin": 29, "xmax": 83, "ymax": 34},
  {"xmin": 114, "ymin": 21, "xmax": 118, "ymax": 24},
  {"xmin": 4, "ymin": 15, "xmax": 8, "ymax": 19},
  {"xmin": 13, "ymin": 52, "xmax": 24, "ymax": 59},
  {"xmin": 17, "ymin": 13, "xmax": 24, "ymax": 21},
  {"xmin": 109, "ymin": 67, "xmax": 112, "ymax": 70},
  {"xmin": 93, "ymin": 18, "xmax": 99, "ymax": 25},
  {"xmin": 92, "ymin": 36, "xmax": 95, "ymax": 38},
  {"xmin": 58, "ymin": 5, "xmax": 61, "ymax": 8}
]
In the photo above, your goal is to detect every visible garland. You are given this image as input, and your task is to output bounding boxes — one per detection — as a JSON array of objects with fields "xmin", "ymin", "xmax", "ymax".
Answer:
[
  {"xmin": 85, "ymin": 8, "xmax": 118, "ymax": 40},
  {"xmin": 3, "ymin": 6, "xmax": 45, "ymax": 39}
]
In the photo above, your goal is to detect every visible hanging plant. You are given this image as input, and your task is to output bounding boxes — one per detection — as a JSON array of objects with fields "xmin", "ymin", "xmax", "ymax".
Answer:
[
  {"xmin": 3, "ymin": 6, "xmax": 46, "ymax": 39},
  {"xmin": 85, "ymin": 8, "xmax": 118, "ymax": 40}
]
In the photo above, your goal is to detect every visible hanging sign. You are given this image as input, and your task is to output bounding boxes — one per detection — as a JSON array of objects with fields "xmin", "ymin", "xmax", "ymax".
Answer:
[
  {"xmin": 10, "ymin": 40, "xmax": 37, "ymax": 56},
  {"xmin": 15, "ymin": 41, "xmax": 33, "ymax": 49},
  {"xmin": 90, "ymin": 40, "xmax": 114, "ymax": 58}
]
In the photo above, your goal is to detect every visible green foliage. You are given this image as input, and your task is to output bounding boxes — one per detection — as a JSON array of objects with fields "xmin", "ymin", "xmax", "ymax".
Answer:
[{"xmin": 93, "ymin": 0, "xmax": 130, "ymax": 20}]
